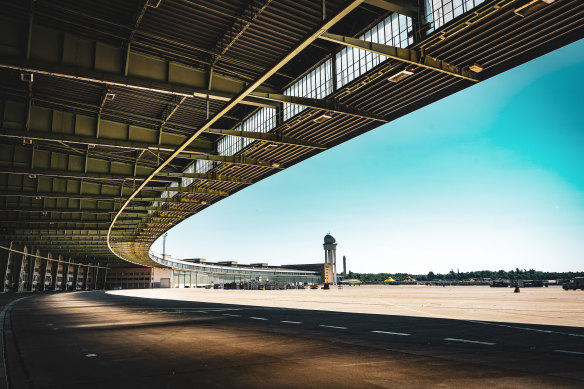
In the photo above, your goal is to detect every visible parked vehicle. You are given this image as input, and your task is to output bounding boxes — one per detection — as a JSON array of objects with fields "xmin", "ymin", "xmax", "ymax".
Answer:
[{"xmin": 563, "ymin": 277, "xmax": 584, "ymax": 290}]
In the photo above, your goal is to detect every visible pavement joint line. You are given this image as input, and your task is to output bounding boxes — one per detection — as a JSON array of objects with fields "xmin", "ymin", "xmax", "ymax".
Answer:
[
  {"xmin": 222, "ymin": 314, "xmax": 241, "ymax": 317},
  {"xmin": 554, "ymin": 350, "xmax": 584, "ymax": 355},
  {"xmin": 466, "ymin": 320, "xmax": 584, "ymax": 337},
  {"xmin": 320, "ymin": 325, "xmax": 348, "ymax": 330},
  {"xmin": 250, "ymin": 317, "xmax": 268, "ymax": 320},
  {"xmin": 444, "ymin": 337, "xmax": 496, "ymax": 346},
  {"xmin": 281, "ymin": 320, "xmax": 302, "ymax": 324},
  {"xmin": 371, "ymin": 330, "xmax": 411, "ymax": 336}
]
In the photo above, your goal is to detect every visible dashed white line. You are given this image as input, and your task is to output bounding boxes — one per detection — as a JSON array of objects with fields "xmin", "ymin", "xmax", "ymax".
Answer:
[
  {"xmin": 281, "ymin": 320, "xmax": 302, "ymax": 324},
  {"xmin": 554, "ymin": 350, "xmax": 584, "ymax": 355},
  {"xmin": 222, "ymin": 314, "xmax": 241, "ymax": 317},
  {"xmin": 444, "ymin": 337, "xmax": 496, "ymax": 346},
  {"xmin": 371, "ymin": 330, "xmax": 410, "ymax": 336},
  {"xmin": 250, "ymin": 317, "xmax": 268, "ymax": 321},
  {"xmin": 320, "ymin": 325, "xmax": 347, "ymax": 330}
]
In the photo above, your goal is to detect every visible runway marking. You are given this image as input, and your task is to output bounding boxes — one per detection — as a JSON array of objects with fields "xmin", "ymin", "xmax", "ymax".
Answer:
[
  {"xmin": 371, "ymin": 330, "xmax": 410, "ymax": 336},
  {"xmin": 554, "ymin": 350, "xmax": 584, "ymax": 356},
  {"xmin": 250, "ymin": 317, "xmax": 268, "ymax": 320},
  {"xmin": 222, "ymin": 314, "xmax": 241, "ymax": 317},
  {"xmin": 320, "ymin": 325, "xmax": 347, "ymax": 330},
  {"xmin": 281, "ymin": 320, "xmax": 302, "ymax": 324},
  {"xmin": 444, "ymin": 338, "xmax": 496, "ymax": 346}
]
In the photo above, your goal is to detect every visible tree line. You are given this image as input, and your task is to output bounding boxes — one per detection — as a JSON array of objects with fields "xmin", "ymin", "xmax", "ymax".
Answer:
[{"xmin": 348, "ymin": 268, "xmax": 584, "ymax": 282}]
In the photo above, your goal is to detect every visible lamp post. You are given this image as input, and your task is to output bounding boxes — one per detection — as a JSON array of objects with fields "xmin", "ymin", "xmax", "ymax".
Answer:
[{"xmin": 162, "ymin": 232, "xmax": 168, "ymax": 260}]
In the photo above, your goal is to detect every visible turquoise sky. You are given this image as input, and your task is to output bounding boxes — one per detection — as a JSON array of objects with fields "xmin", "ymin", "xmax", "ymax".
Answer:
[{"xmin": 153, "ymin": 39, "xmax": 584, "ymax": 274}]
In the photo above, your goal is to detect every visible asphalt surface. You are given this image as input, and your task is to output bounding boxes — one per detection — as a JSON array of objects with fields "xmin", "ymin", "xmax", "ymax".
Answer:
[{"xmin": 4, "ymin": 290, "xmax": 584, "ymax": 388}]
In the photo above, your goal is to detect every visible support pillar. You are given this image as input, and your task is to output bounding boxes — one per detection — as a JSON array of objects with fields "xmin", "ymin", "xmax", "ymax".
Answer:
[
  {"xmin": 0, "ymin": 242, "xmax": 12, "ymax": 293},
  {"xmin": 51, "ymin": 256, "xmax": 60, "ymax": 291},
  {"xmin": 61, "ymin": 260, "xmax": 70, "ymax": 291},
  {"xmin": 12, "ymin": 246, "xmax": 26, "ymax": 292},
  {"xmin": 39, "ymin": 252, "xmax": 50, "ymax": 292},
  {"xmin": 82, "ymin": 264, "xmax": 89, "ymax": 290},
  {"xmin": 26, "ymin": 248, "xmax": 37, "ymax": 292},
  {"xmin": 72, "ymin": 264, "xmax": 80, "ymax": 291},
  {"xmin": 102, "ymin": 266, "xmax": 108, "ymax": 290},
  {"xmin": 92, "ymin": 264, "xmax": 99, "ymax": 291}
]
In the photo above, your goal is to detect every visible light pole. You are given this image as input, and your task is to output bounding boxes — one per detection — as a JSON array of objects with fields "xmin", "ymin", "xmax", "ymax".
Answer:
[{"xmin": 162, "ymin": 232, "xmax": 168, "ymax": 260}]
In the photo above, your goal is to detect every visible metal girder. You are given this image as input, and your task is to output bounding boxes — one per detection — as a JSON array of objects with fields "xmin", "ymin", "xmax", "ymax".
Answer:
[
  {"xmin": 1, "ymin": 167, "xmax": 173, "ymax": 182},
  {"xmin": 0, "ymin": 190, "xmax": 122, "ymax": 202},
  {"xmin": 318, "ymin": 32, "xmax": 479, "ymax": 82},
  {"xmin": 131, "ymin": 197, "xmax": 208, "ymax": 204},
  {"xmin": 142, "ymin": 186, "xmax": 228, "ymax": 196},
  {"xmin": 176, "ymin": 153, "xmax": 283, "ymax": 169},
  {"xmin": 363, "ymin": 0, "xmax": 418, "ymax": 17},
  {"xmin": 205, "ymin": 128, "xmax": 326, "ymax": 149},
  {"xmin": 0, "ymin": 128, "xmax": 214, "ymax": 155},
  {"xmin": 155, "ymin": 171, "xmax": 252, "ymax": 184},
  {"xmin": 0, "ymin": 207, "xmax": 115, "ymax": 214},
  {"xmin": 0, "ymin": 60, "xmax": 276, "ymax": 109},
  {"xmin": 249, "ymin": 92, "xmax": 387, "ymax": 122}
]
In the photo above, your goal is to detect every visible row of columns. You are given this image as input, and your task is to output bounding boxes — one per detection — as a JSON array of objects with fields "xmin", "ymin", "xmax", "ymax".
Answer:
[{"xmin": 0, "ymin": 242, "xmax": 108, "ymax": 292}]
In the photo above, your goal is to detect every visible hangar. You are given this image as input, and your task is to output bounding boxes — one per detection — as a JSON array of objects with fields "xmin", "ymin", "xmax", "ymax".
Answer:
[{"xmin": 0, "ymin": 0, "xmax": 582, "ymax": 289}]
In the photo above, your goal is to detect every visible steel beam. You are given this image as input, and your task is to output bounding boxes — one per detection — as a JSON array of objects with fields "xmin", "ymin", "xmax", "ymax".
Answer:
[
  {"xmin": 363, "ymin": 0, "xmax": 418, "ymax": 17},
  {"xmin": 249, "ymin": 92, "xmax": 387, "ymax": 122},
  {"xmin": 318, "ymin": 32, "xmax": 479, "ymax": 82},
  {"xmin": 143, "ymin": 186, "xmax": 228, "ymax": 196},
  {"xmin": 155, "ymin": 171, "xmax": 251, "ymax": 184},
  {"xmin": 205, "ymin": 128, "xmax": 326, "ymax": 149},
  {"xmin": 0, "ymin": 207, "xmax": 116, "ymax": 214},
  {"xmin": 0, "ymin": 127, "xmax": 214, "ymax": 155},
  {"xmin": 0, "ymin": 191, "xmax": 122, "ymax": 202},
  {"xmin": 177, "ymin": 153, "xmax": 283, "ymax": 169},
  {"xmin": 50, "ymin": 256, "xmax": 59, "ymax": 291},
  {"xmin": 1, "ymin": 167, "xmax": 174, "ymax": 182}
]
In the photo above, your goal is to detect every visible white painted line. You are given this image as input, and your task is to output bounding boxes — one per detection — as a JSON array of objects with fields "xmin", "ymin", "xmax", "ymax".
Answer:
[
  {"xmin": 281, "ymin": 320, "xmax": 302, "ymax": 324},
  {"xmin": 222, "ymin": 314, "xmax": 241, "ymax": 317},
  {"xmin": 371, "ymin": 330, "xmax": 410, "ymax": 336},
  {"xmin": 554, "ymin": 350, "xmax": 584, "ymax": 356},
  {"xmin": 320, "ymin": 325, "xmax": 347, "ymax": 330},
  {"xmin": 85, "ymin": 354, "xmax": 98, "ymax": 358},
  {"xmin": 444, "ymin": 337, "xmax": 496, "ymax": 346},
  {"xmin": 250, "ymin": 317, "xmax": 268, "ymax": 321},
  {"xmin": 466, "ymin": 320, "xmax": 584, "ymax": 338}
]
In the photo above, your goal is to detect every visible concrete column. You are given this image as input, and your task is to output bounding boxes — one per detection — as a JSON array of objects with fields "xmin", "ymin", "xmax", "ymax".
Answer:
[
  {"xmin": 92, "ymin": 265, "xmax": 99, "ymax": 291},
  {"xmin": 51, "ymin": 256, "xmax": 61, "ymax": 291},
  {"xmin": 82, "ymin": 264, "xmax": 89, "ymax": 290},
  {"xmin": 0, "ymin": 241, "xmax": 12, "ymax": 293},
  {"xmin": 12, "ymin": 246, "xmax": 26, "ymax": 292},
  {"xmin": 61, "ymin": 260, "xmax": 70, "ymax": 291},
  {"xmin": 26, "ymin": 248, "xmax": 37, "ymax": 292},
  {"xmin": 101, "ymin": 265, "xmax": 108, "ymax": 290},
  {"xmin": 72, "ymin": 264, "xmax": 80, "ymax": 291},
  {"xmin": 39, "ymin": 252, "xmax": 50, "ymax": 292}
]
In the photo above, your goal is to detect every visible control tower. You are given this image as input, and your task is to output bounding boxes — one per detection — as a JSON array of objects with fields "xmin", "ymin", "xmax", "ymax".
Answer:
[{"xmin": 323, "ymin": 233, "xmax": 338, "ymax": 285}]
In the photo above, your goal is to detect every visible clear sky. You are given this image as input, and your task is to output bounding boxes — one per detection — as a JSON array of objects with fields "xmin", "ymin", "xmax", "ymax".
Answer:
[{"xmin": 152, "ymin": 39, "xmax": 584, "ymax": 274}]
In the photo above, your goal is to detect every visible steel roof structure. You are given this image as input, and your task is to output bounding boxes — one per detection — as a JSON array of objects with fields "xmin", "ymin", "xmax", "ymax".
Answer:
[{"xmin": 0, "ymin": 0, "xmax": 582, "ymax": 268}]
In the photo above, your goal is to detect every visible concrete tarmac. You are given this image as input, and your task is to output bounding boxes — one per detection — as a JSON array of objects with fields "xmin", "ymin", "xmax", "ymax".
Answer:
[{"xmin": 5, "ymin": 286, "xmax": 584, "ymax": 388}]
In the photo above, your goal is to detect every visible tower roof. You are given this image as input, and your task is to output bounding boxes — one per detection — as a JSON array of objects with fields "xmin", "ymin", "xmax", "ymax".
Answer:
[{"xmin": 324, "ymin": 234, "xmax": 336, "ymax": 244}]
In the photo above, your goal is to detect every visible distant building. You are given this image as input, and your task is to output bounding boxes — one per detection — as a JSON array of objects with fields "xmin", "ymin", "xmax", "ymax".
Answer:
[{"xmin": 284, "ymin": 233, "xmax": 340, "ymax": 284}]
